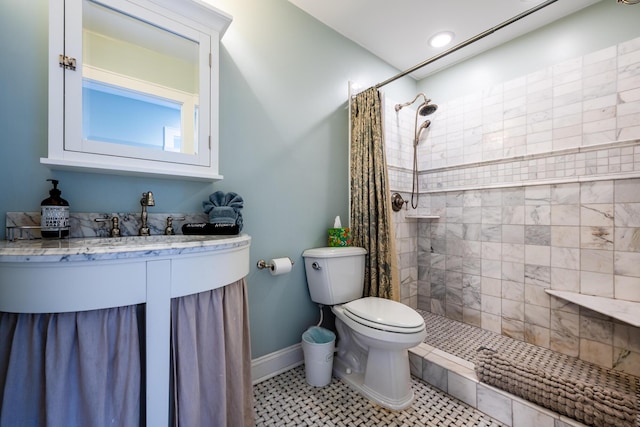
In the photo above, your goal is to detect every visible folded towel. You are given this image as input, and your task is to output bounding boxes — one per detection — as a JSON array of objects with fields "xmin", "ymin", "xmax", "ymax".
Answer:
[
  {"xmin": 208, "ymin": 206, "xmax": 237, "ymax": 224},
  {"xmin": 202, "ymin": 191, "xmax": 244, "ymax": 231},
  {"xmin": 203, "ymin": 191, "xmax": 244, "ymax": 211}
]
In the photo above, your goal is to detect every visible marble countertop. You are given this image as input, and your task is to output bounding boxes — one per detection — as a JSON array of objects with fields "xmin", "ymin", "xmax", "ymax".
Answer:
[{"xmin": 0, "ymin": 233, "xmax": 251, "ymax": 263}]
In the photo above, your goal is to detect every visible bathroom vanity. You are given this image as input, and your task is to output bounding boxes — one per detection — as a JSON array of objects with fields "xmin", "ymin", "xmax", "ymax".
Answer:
[{"xmin": 0, "ymin": 234, "xmax": 251, "ymax": 426}]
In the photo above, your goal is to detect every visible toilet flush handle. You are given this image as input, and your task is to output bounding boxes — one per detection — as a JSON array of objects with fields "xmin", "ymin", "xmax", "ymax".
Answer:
[{"xmin": 312, "ymin": 262, "xmax": 321, "ymax": 270}]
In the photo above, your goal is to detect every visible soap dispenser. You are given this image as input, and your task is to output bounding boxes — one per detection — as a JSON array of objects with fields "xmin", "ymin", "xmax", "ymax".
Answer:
[{"xmin": 41, "ymin": 179, "xmax": 70, "ymax": 238}]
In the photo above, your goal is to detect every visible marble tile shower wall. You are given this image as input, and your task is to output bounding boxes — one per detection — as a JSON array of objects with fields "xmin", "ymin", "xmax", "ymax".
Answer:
[
  {"xmin": 391, "ymin": 202, "xmax": 419, "ymax": 308},
  {"xmin": 384, "ymin": 36, "xmax": 640, "ymax": 375},
  {"xmin": 421, "ymin": 182, "xmax": 640, "ymax": 375},
  {"xmin": 421, "ymin": 36, "xmax": 640, "ymax": 188}
]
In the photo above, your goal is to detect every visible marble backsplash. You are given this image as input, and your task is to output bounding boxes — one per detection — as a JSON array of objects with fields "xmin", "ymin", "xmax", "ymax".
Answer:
[{"xmin": 6, "ymin": 212, "xmax": 208, "ymax": 240}]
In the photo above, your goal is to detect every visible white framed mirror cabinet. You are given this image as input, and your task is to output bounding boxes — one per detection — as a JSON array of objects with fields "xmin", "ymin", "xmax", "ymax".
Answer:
[{"xmin": 43, "ymin": 0, "xmax": 232, "ymax": 181}]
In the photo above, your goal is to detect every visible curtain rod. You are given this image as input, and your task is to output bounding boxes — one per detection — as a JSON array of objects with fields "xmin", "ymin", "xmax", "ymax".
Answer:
[{"xmin": 375, "ymin": 0, "xmax": 559, "ymax": 89}]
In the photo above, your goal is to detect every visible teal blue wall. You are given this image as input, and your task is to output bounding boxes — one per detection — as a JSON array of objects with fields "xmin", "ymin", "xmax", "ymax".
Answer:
[
  {"xmin": 214, "ymin": 0, "xmax": 414, "ymax": 357},
  {"xmin": 8, "ymin": 0, "xmax": 635, "ymax": 360},
  {"xmin": 0, "ymin": 0, "xmax": 414, "ymax": 358},
  {"xmin": 419, "ymin": 1, "xmax": 640, "ymax": 102}
]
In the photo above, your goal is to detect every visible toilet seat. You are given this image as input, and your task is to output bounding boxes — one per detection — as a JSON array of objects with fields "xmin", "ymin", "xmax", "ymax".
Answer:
[{"xmin": 342, "ymin": 297, "xmax": 425, "ymax": 334}]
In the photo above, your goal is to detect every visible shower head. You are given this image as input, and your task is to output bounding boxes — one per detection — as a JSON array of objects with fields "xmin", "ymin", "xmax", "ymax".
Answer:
[
  {"xmin": 418, "ymin": 103, "xmax": 438, "ymax": 116},
  {"xmin": 395, "ymin": 93, "xmax": 438, "ymax": 118},
  {"xmin": 413, "ymin": 120, "xmax": 431, "ymax": 145},
  {"xmin": 414, "ymin": 120, "xmax": 431, "ymax": 145},
  {"xmin": 418, "ymin": 119, "xmax": 431, "ymax": 130}
]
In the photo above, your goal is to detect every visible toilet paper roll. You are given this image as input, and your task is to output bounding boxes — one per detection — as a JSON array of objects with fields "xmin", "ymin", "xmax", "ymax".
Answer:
[{"xmin": 270, "ymin": 257, "xmax": 293, "ymax": 276}]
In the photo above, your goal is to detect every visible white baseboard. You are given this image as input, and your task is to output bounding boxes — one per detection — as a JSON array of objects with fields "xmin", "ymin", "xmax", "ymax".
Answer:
[{"xmin": 251, "ymin": 343, "xmax": 304, "ymax": 384}]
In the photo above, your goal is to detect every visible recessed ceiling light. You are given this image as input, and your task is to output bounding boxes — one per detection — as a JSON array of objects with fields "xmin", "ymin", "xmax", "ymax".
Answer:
[{"xmin": 429, "ymin": 31, "xmax": 454, "ymax": 48}]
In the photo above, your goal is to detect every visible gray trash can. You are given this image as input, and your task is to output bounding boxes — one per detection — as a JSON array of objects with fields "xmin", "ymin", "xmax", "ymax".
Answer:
[{"xmin": 301, "ymin": 326, "xmax": 336, "ymax": 387}]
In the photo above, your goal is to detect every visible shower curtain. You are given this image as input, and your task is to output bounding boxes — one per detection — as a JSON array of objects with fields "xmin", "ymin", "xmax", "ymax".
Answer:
[
  {"xmin": 350, "ymin": 87, "xmax": 399, "ymax": 301},
  {"xmin": 170, "ymin": 278, "xmax": 254, "ymax": 427},
  {"xmin": 0, "ymin": 306, "xmax": 141, "ymax": 427}
]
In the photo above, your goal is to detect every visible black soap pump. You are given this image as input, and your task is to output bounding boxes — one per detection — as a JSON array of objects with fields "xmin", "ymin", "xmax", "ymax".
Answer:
[{"xmin": 41, "ymin": 179, "xmax": 70, "ymax": 238}]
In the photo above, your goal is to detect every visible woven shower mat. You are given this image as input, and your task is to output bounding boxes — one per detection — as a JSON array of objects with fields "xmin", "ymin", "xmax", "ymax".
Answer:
[{"xmin": 417, "ymin": 310, "xmax": 639, "ymax": 427}]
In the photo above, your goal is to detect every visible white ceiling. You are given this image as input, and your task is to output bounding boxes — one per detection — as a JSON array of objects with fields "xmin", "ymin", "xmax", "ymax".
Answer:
[{"xmin": 288, "ymin": 0, "xmax": 602, "ymax": 81}]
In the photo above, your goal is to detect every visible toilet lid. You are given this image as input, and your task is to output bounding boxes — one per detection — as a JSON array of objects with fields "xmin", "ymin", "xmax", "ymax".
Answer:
[{"xmin": 343, "ymin": 297, "xmax": 425, "ymax": 333}]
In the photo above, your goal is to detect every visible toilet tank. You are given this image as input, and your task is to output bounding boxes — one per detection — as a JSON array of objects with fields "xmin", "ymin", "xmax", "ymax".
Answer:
[{"xmin": 302, "ymin": 247, "xmax": 366, "ymax": 305}]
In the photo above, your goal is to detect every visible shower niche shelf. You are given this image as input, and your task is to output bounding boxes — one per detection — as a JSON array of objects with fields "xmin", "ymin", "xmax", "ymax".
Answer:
[
  {"xmin": 545, "ymin": 289, "xmax": 640, "ymax": 327},
  {"xmin": 405, "ymin": 215, "xmax": 440, "ymax": 220}
]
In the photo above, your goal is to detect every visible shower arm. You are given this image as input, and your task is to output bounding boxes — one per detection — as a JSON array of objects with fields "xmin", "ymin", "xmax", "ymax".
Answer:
[
  {"xmin": 375, "ymin": 0, "xmax": 559, "ymax": 89},
  {"xmin": 395, "ymin": 93, "xmax": 429, "ymax": 112}
]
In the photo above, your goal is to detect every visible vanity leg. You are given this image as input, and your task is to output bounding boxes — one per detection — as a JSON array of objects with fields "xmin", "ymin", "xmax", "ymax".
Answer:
[{"xmin": 146, "ymin": 260, "xmax": 171, "ymax": 427}]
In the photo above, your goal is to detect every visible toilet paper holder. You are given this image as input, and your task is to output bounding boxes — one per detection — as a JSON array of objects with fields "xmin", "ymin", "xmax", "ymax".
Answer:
[{"xmin": 257, "ymin": 257, "xmax": 294, "ymax": 271}]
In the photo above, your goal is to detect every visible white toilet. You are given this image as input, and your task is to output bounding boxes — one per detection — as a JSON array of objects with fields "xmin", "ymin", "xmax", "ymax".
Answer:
[{"xmin": 302, "ymin": 246, "xmax": 426, "ymax": 410}]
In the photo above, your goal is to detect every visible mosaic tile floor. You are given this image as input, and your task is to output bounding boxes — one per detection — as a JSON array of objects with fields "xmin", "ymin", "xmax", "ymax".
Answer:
[{"xmin": 253, "ymin": 365, "xmax": 506, "ymax": 427}]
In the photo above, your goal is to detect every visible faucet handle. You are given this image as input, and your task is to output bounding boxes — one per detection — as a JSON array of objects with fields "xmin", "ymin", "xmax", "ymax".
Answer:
[
  {"xmin": 95, "ymin": 216, "xmax": 121, "ymax": 237},
  {"xmin": 164, "ymin": 216, "xmax": 185, "ymax": 235}
]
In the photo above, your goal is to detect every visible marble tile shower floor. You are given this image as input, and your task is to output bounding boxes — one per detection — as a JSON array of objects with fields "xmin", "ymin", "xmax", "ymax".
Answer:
[
  {"xmin": 416, "ymin": 310, "xmax": 638, "ymax": 398},
  {"xmin": 253, "ymin": 365, "xmax": 506, "ymax": 426}
]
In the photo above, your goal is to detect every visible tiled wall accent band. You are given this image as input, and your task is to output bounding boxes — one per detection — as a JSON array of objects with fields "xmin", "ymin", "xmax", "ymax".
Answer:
[
  {"xmin": 421, "ymin": 140, "xmax": 640, "ymax": 192},
  {"xmin": 384, "ymin": 35, "xmax": 640, "ymax": 375}
]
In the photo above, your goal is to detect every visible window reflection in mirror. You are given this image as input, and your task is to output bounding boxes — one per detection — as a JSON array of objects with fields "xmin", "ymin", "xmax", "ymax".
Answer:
[{"xmin": 82, "ymin": 0, "xmax": 199, "ymax": 155}]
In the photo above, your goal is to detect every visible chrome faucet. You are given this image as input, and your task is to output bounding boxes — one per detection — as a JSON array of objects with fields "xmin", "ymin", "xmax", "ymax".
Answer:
[{"xmin": 139, "ymin": 191, "xmax": 155, "ymax": 236}]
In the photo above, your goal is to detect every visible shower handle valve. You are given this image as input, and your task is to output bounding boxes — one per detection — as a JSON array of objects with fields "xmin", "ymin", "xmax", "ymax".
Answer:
[{"xmin": 391, "ymin": 193, "xmax": 408, "ymax": 212}]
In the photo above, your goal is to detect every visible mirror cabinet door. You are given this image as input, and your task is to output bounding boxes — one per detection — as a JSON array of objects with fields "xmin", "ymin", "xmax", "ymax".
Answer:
[{"xmin": 64, "ymin": 0, "xmax": 212, "ymax": 166}]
